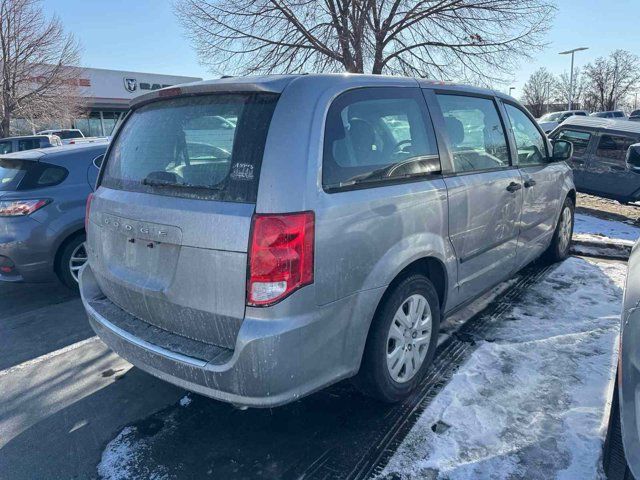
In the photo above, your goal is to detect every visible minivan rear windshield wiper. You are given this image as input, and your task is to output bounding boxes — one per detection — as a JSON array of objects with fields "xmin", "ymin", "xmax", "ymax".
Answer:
[{"xmin": 141, "ymin": 178, "xmax": 221, "ymax": 191}]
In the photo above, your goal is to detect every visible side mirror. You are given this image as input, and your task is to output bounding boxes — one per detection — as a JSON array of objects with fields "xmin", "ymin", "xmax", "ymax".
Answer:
[
  {"xmin": 626, "ymin": 143, "xmax": 640, "ymax": 173},
  {"xmin": 551, "ymin": 139, "xmax": 573, "ymax": 161}
]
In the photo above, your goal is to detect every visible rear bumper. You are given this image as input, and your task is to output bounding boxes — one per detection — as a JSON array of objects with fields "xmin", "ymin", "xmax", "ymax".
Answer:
[
  {"xmin": 0, "ymin": 216, "xmax": 56, "ymax": 283},
  {"xmin": 80, "ymin": 263, "xmax": 384, "ymax": 408}
]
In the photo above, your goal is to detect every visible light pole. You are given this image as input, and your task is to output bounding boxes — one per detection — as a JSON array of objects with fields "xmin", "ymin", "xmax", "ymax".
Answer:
[
  {"xmin": 544, "ymin": 81, "xmax": 551, "ymax": 114},
  {"xmin": 559, "ymin": 47, "xmax": 588, "ymax": 110},
  {"xmin": 508, "ymin": 86, "xmax": 515, "ymax": 96}
]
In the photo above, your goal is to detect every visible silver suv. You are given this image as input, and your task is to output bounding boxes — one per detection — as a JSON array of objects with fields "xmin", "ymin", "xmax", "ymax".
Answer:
[{"xmin": 80, "ymin": 75, "xmax": 576, "ymax": 408}]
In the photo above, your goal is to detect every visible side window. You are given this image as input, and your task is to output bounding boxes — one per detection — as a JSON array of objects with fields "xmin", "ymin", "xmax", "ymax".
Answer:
[
  {"xmin": 596, "ymin": 135, "xmax": 638, "ymax": 162},
  {"xmin": 0, "ymin": 141, "xmax": 12, "ymax": 154},
  {"xmin": 555, "ymin": 130, "xmax": 592, "ymax": 157},
  {"xmin": 504, "ymin": 104, "xmax": 548, "ymax": 166},
  {"xmin": 17, "ymin": 139, "xmax": 38, "ymax": 151},
  {"xmin": 323, "ymin": 88, "xmax": 439, "ymax": 189},
  {"xmin": 435, "ymin": 94, "xmax": 509, "ymax": 173}
]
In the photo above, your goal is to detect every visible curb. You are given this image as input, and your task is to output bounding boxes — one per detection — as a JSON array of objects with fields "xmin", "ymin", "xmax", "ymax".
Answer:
[{"xmin": 571, "ymin": 238, "xmax": 631, "ymax": 260}]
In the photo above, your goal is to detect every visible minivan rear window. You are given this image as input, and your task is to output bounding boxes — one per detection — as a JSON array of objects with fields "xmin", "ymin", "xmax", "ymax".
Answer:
[{"xmin": 101, "ymin": 93, "xmax": 279, "ymax": 203}]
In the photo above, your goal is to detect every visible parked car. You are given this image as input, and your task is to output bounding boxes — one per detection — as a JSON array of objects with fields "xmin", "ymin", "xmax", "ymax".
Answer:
[
  {"xmin": 604, "ymin": 238, "xmax": 640, "ymax": 480},
  {"xmin": 0, "ymin": 143, "xmax": 107, "ymax": 288},
  {"xmin": 549, "ymin": 116, "xmax": 640, "ymax": 203},
  {"xmin": 80, "ymin": 74, "xmax": 575, "ymax": 408},
  {"xmin": 0, "ymin": 134, "xmax": 62, "ymax": 154},
  {"xmin": 629, "ymin": 109, "xmax": 640, "ymax": 122},
  {"xmin": 590, "ymin": 110, "xmax": 627, "ymax": 119},
  {"xmin": 537, "ymin": 110, "xmax": 589, "ymax": 133},
  {"xmin": 37, "ymin": 128, "xmax": 85, "ymax": 144}
]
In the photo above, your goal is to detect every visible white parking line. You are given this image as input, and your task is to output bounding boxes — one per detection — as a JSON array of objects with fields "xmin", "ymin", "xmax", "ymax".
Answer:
[{"xmin": 0, "ymin": 336, "xmax": 99, "ymax": 378}]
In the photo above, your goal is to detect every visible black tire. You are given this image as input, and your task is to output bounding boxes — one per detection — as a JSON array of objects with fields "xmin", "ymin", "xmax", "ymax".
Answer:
[
  {"xmin": 354, "ymin": 274, "xmax": 440, "ymax": 403},
  {"xmin": 604, "ymin": 381, "xmax": 635, "ymax": 479},
  {"xmin": 56, "ymin": 234, "xmax": 87, "ymax": 290},
  {"xmin": 544, "ymin": 196, "xmax": 574, "ymax": 262}
]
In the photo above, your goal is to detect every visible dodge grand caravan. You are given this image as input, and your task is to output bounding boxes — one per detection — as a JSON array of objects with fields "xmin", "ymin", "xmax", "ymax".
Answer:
[{"xmin": 80, "ymin": 74, "xmax": 575, "ymax": 408}]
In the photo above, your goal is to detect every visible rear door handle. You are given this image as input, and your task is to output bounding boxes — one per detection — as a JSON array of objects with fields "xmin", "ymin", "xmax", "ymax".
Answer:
[
  {"xmin": 524, "ymin": 179, "xmax": 536, "ymax": 188},
  {"xmin": 506, "ymin": 182, "xmax": 522, "ymax": 193}
]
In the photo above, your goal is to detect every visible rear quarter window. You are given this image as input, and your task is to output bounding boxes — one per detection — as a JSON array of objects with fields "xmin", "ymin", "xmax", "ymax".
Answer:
[
  {"xmin": 36, "ymin": 166, "xmax": 68, "ymax": 186},
  {"xmin": 596, "ymin": 135, "xmax": 639, "ymax": 162},
  {"xmin": 101, "ymin": 93, "xmax": 279, "ymax": 203}
]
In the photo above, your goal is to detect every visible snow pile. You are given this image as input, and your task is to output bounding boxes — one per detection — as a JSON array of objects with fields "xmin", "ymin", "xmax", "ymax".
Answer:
[
  {"xmin": 574, "ymin": 213, "xmax": 640, "ymax": 246},
  {"xmin": 379, "ymin": 258, "xmax": 624, "ymax": 480}
]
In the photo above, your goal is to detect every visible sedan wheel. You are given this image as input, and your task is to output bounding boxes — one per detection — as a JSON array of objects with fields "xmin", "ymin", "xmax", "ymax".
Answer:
[{"xmin": 386, "ymin": 294, "xmax": 433, "ymax": 383}]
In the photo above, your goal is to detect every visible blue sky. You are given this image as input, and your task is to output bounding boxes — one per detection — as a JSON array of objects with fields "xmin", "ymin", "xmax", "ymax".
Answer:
[{"xmin": 44, "ymin": 0, "xmax": 640, "ymax": 96}]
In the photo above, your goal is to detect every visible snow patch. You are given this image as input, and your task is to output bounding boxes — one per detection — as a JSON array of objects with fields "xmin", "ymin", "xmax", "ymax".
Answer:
[
  {"xmin": 179, "ymin": 394, "xmax": 192, "ymax": 407},
  {"xmin": 574, "ymin": 213, "xmax": 640, "ymax": 245},
  {"xmin": 98, "ymin": 423, "xmax": 173, "ymax": 479},
  {"xmin": 378, "ymin": 258, "xmax": 624, "ymax": 480}
]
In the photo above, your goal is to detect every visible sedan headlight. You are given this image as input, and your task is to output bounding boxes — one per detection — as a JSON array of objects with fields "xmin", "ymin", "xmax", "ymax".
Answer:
[{"xmin": 0, "ymin": 199, "xmax": 50, "ymax": 217}]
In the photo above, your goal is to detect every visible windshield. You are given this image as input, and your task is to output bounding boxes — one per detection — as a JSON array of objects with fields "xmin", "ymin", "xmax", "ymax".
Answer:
[
  {"xmin": 539, "ymin": 112, "xmax": 561, "ymax": 121},
  {"xmin": 101, "ymin": 93, "xmax": 279, "ymax": 202}
]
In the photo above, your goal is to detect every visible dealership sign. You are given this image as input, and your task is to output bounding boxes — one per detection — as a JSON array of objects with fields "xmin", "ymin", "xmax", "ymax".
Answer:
[{"xmin": 123, "ymin": 77, "xmax": 174, "ymax": 93}]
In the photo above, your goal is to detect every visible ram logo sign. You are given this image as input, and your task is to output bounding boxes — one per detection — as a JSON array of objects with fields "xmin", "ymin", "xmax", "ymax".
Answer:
[{"xmin": 123, "ymin": 77, "xmax": 137, "ymax": 93}]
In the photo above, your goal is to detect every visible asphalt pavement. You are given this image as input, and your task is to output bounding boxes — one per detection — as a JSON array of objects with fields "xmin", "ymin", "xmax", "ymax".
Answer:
[
  {"xmin": 0, "ymin": 258, "xmax": 613, "ymax": 480},
  {"xmin": 0, "ymin": 282, "xmax": 184, "ymax": 479}
]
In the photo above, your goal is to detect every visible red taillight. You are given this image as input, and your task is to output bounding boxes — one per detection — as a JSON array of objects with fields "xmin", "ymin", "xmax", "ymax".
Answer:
[
  {"xmin": 0, "ymin": 199, "xmax": 49, "ymax": 217},
  {"xmin": 247, "ymin": 211, "xmax": 314, "ymax": 306},
  {"xmin": 85, "ymin": 193, "xmax": 94, "ymax": 231}
]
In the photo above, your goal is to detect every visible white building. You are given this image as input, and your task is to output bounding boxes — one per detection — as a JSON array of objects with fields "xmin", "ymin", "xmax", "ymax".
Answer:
[{"xmin": 62, "ymin": 67, "xmax": 201, "ymax": 137}]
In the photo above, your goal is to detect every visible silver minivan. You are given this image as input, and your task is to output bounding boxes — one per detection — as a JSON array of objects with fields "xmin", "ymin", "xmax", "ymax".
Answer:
[{"xmin": 80, "ymin": 74, "xmax": 575, "ymax": 408}]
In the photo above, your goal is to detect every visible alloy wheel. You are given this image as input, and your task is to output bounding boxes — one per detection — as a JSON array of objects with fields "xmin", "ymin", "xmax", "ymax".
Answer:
[{"xmin": 69, "ymin": 242, "xmax": 88, "ymax": 283}]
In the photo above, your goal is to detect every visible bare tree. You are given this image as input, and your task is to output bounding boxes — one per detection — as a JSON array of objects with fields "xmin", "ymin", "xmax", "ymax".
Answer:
[
  {"xmin": 521, "ymin": 67, "xmax": 555, "ymax": 117},
  {"xmin": 175, "ymin": 0, "xmax": 555, "ymax": 84},
  {"xmin": 0, "ymin": 0, "xmax": 82, "ymax": 137},
  {"xmin": 582, "ymin": 50, "xmax": 640, "ymax": 112},
  {"xmin": 555, "ymin": 67, "xmax": 586, "ymax": 109}
]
